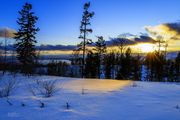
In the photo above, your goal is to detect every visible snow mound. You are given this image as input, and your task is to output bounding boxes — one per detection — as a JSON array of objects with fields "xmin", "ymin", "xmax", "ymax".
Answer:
[{"xmin": 63, "ymin": 79, "xmax": 132, "ymax": 93}]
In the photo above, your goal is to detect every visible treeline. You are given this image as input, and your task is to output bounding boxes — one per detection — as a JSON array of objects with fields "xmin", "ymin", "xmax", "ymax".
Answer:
[
  {"xmin": 0, "ymin": 2, "xmax": 179, "ymax": 82},
  {"xmin": 71, "ymin": 36, "xmax": 180, "ymax": 82},
  {"xmin": 145, "ymin": 51, "xmax": 180, "ymax": 82}
]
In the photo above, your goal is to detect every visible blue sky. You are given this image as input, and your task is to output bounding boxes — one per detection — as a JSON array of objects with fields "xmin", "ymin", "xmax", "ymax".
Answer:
[{"xmin": 0, "ymin": 0, "xmax": 180, "ymax": 45}]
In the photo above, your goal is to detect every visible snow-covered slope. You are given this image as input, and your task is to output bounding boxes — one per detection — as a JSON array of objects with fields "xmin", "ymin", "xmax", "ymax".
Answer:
[{"xmin": 0, "ymin": 74, "xmax": 180, "ymax": 120}]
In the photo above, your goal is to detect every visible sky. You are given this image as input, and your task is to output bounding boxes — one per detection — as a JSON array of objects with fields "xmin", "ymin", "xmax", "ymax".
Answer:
[{"xmin": 0, "ymin": 0, "xmax": 180, "ymax": 50}]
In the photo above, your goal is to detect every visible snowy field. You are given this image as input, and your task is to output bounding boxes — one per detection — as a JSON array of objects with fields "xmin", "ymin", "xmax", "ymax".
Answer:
[{"xmin": 0, "ymin": 74, "xmax": 180, "ymax": 120}]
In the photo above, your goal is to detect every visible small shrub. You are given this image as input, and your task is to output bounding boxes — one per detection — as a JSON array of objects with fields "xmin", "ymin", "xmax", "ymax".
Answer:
[
  {"xmin": 39, "ymin": 80, "xmax": 57, "ymax": 97},
  {"xmin": 0, "ymin": 79, "xmax": 17, "ymax": 98},
  {"xmin": 28, "ymin": 79, "xmax": 58, "ymax": 98}
]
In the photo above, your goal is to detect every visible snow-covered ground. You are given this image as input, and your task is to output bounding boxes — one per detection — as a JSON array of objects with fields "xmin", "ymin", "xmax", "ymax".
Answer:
[{"xmin": 0, "ymin": 74, "xmax": 180, "ymax": 120}]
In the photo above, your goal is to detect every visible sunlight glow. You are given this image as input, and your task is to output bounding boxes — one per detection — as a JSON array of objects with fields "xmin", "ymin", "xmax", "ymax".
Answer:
[
  {"xmin": 63, "ymin": 79, "xmax": 132, "ymax": 93},
  {"xmin": 135, "ymin": 43, "xmax": 155, "ymax": 53}
]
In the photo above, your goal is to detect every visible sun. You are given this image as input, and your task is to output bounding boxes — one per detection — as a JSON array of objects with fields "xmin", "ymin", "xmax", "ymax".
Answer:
[{"xmin": 136, "ymin": 43, "xmax": 155, "ymax": 53}]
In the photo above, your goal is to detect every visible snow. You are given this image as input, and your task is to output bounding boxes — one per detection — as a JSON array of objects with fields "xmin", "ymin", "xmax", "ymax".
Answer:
[
  {"xmin": 63, "ymin": 79, "xmax": 131, "ymax": 93},
  {"xmin": 0, "ymin": 74, "xmax": 180, "ymax": 120}
]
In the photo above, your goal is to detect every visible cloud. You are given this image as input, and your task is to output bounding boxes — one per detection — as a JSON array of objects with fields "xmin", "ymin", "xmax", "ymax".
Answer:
[
  {"xmin": 145, "ymin": 22, "xmax": 180, "ymax": 40},
  {"xmin": 0, "ymin": 27, "xmax": 16, "ymax": 38},
  {"xmin": 37, "ymin": 44, "xmax": 76, "ymax": 50},
  {"xmin": 108, "ymin": 37, "xmax": 135, "ymax": 46},
  {"xmin": 106, "ymin": 33, "xmax": 136, "ymax": 46},
  {"xmin": 0, "ymin": 44, "xmax": 77, "ymax": 51},
  {"xmin": 107, "ymin": 32, "xmax": 156, "ymax": 46},
  {"xmin": 134, "ymin": 35, "xmax": 156, "ymax": 43}
]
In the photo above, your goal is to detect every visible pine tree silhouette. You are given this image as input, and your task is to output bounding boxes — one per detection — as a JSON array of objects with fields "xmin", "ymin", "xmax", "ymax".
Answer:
[
  {"xmin": 14, "ymin": 2, "xmax": 39, "ymax": 74},
  {"xmin": 77, "ymin": 2, "xmax": 94, "ymax": 78}
]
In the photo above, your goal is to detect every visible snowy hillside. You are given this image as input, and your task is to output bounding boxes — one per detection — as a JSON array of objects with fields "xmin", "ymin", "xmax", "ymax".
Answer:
[{"xmin": 0, "ymin": 74, "xmax": 180, "ymax": 120}]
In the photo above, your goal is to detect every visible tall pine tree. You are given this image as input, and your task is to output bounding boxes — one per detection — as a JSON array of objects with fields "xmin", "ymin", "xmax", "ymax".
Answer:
[
  {"xmin": 14, "ymin": 3, "xmax": 39, "ymax": 74},
  {"xmin": 77, "ymin": 2, "xmax": 94, "ymax": 78}
]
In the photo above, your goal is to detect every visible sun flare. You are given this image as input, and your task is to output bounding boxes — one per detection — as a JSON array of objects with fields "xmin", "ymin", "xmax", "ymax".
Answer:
[{"xmin": 135, "ymin": 43, "xmax": 155, "ymax": 53}]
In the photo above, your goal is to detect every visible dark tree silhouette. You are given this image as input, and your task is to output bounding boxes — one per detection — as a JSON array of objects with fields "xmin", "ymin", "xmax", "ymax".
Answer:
[
  {"xmin": 77, "ymin": 2, "xmax": 94, "ymax": 78},
  {"xmin": 166, "ymin": 60, "xmax": 176, "ymax": 82},
  {"xmin": 145, "ymin": 51, "xmax": 165, "ymax": 81},
  {"xmin": 116, "ymin": 47, "xmax": 132, "ymax": 80},
  {"xmin": 14, "ymin": 3, "xmax": 39, "ymax": 74},
  {"xmin": 155, "ymin": 35, "xmax": 168, "ymax": 59},
  {"xmin": 175, "ymin": 52, "xmax": 180, "ymax": 81},
  {"xmin": 131, "ymin": 54, "xmax": 142, "ymax": 80},
  {"xmin": 94, "ymin": 36, "xmax": 106, "ymax": 78},
  {"xmin": 47, "ymin": 61, "xmax": 69, "ymax": 76},
  {"xmin": 104, "ymin": 51, "xmax": 115, "ymax": 79},
  {"xmin": 112, "ymin": 34, "xmax": 133, "ymax": 76},
  {"xmin": 85, "ymin": 51, "xmax": 98, "ymax": 78},
  {"xmin": 113, "ymin": 34, "xmax": 132, "ymax": 59}
]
